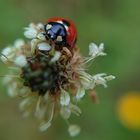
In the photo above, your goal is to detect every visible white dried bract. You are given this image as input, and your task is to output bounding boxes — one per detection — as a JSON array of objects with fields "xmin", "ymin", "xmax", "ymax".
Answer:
[
  {"xmin": 24, "ymin": 23, "xmax": 46, "ymax": 54},
  {"xmin": 60, "ymin": 106, "xmax": 71, "ymax": 119},
  {"xmin": 24, "ymin": 23, "xmax": 44, "ymax": 39},
  {"xmin": 0, "ymin": 22, "xmax": 115, "ymax": 137},
  {"xmin": 75, "ymin": 87, "xmax": 85, "ymax": 100},
  {"xmin": 70, "ymin": 103, "xmax": 82, "ymax": 116},
  {"xmin": 84, "ymin": 42, "xmax": 107, "ymax": 63},
  {"xmin": 68, "ymin": 124, "xmax": 81, "ymax": 137},
  {"xmin": 89, "ymin": 43, "xmax": 106, "ymax": 57},
  {"xmin": 14, "ymin": 39, "xmax": 25, "ymax": 49},
  {"xmin": 39, "ymin": 121, "xmax": 51, "ymax": 132},
  {"xmin": 93, "ymin": 73, "xmax": 115, "ymax": 88},
  {"xmin": 60, "ymin": 89, "xmax": 70, "ymax": 106},
  {"xmin": 1, "ymin": 47, "xmax": 13, "ymax": 63},
  {"xmin": 14, "ymin": 55, "xmax": 27, "ymax": 67},
  {"xmin": 50, "ymin": 51, "xmax": 61, "ymax": 63},
  {"xmin": 37, "ymin": 33, "xmax": 46, "ymax": 41},
  {"xmin": 37, "ymin": 42, "xmax": 51, "ymax": 51}
]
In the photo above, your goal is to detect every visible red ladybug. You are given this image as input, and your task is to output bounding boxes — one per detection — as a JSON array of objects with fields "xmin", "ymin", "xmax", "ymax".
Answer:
[{"xmin": 44, "ymin": 17, "xmax": 77, "ymax": 48}]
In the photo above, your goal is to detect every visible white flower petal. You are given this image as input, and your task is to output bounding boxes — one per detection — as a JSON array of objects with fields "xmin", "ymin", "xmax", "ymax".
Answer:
[
  {"xmin": 76, "ymin": 87, "xmax": 85, "ymax": 100},
  {"xmin": 14, "ymin": 39, "xmax": 25, "ymax": 49},
  {"xmin": 7, "ymin": 81, "xmax": 18, "ymax": 97},
  {"xmin": 93, "ymin": 73, "xmax": 115, "ymax": 88},
  {"xmin": 31, "ymin": 39, "xmax": 39, "ymax": 54},
  {"xmin": 1, "ymin": 55, "xmax": 9, "ymax": 63},
  {"xmin": 104, "ymin": 75, "xmax": 116, "ymax": 81},
  {"xmin": 7, "ymin": 86, "xmax": 17, "ymax": 97},
  {"xmin": 37, "ymin": 23, "xmax": 44, "ymax": 30},
  {"xmin": 37, "ymin": 42, "xmax": 51, "ymax": 51},
  {"xmin": 1, "ymin": 47, "xmax": 12, "ymax": 56},
  {"xmin": 99, "ymin": 43, "xmax": 104, "ymax": 51},
  {"xmin": 3, "ymin": 75, "xmax": 13, "ymax": 84},
  {"xmin": 93, "ymin": 74, "xmax": 107, "ymax": 87},
  {"xmin": 37, "ymin": 33, "xmax": 46, "ymax": 40},
  {"xmin": 1, "ymin": 47, "xmax": 14, "ymax": 63},
  {"xmin": 60, "ymin": 106, "xmax": 71, "ymax": 119},
  {"xmin": 35, "ymin": 106, "xmax": 46, "ymax": 120},
  {"xmin": 19, "ymin": 98, "xmax": 32, "ymax": 111},
  {"xmin": 68, "ymin": 124, "xmax": 81, "ymax": 137},
  {"xmin": 98, "ymin": 43, "xmax": 107, "ymax": 56},
  {"xmin": 24, "ymin": 25, "xmax": 38, "ymax": 39},
  {"xmin": 94, "ymin": 73, "xmax": 107, "ymax": 77},
  {"xmin": 35, "ymin": 96, "xmax": 46, "ymax": 120},
  {"xmin": 99, "ymin": 52, "xmax": 107, "ymax": 56},
  {"xmin": 14, "ymin": 55, "xmax": 27, "ymax": 67},
  {"xmin": 88, "ymin": 42, "xmax": 106, "ymax": 62},
  {"xmin": 70, "ymin": 104, "xmax": 82, "ymax": 116},
  {"xmin": 80, "ymin": 76, "xmax": 94, "ymax": 89},
  {"xmin": 60, "ymin": 89, "xmax": 70, "ymax": 106},
  {"xmin": 39, "ymin": 121, "xmax": 51, "ymax": 132},
  {"xmin": 51, "ymin": 51, "xmax": 61, "ymax": 63},
  {"xmin": 89, "ymin": 43, "xmax": 98, "ymax": 56}
]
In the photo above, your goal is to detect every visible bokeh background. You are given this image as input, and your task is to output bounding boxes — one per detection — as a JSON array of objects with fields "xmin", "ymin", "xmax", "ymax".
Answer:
[{"xmin": 0, "ymin": 0, "xmax": 140, "ymax": 140}]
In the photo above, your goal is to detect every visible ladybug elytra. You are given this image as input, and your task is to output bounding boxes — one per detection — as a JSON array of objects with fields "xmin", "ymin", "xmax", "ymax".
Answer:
[{"xmin": 44, "ymin": 17, "xmax": 77, "ymax": 48}]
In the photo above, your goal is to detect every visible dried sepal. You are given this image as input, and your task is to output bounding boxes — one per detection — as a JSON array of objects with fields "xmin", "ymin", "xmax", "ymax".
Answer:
[{"xmin": 68, "ymin": 124, "xmax": 81, "ymax": 137}]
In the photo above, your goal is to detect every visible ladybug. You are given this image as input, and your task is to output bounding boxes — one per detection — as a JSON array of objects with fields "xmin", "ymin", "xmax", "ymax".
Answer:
[{"xmin": 44, "ymin": 17, "xmax": 77, "ymax": 48}]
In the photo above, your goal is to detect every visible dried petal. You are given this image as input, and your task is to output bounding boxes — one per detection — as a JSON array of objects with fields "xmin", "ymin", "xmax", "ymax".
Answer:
[
  {"xmin": 104, "ymin": 75, "xmax": 116, "ymax": 81},
  {"xmin": 7, "ymin": 86, "xmax": 17, "ymax": 97},
  {"xmin": 24, "ymin": 24, "xmax": 38, "ymax": 39},
  {"xmin": 37, "ymin": 33, "xmax": 46, "ymax": 40},
  {"xmin": 76, "ymin": 87, "xmax": 85, "ymax": 100},
  {"xmin": 37, "ymin": 23, "xmax": 44, "ymax": 30},
  {"xmin": 93, "ymin": 73, "xmax": 115, "ymax": 88},
  {"xmin": 14, "ymin": 55, "xmax": 27, "ymax": 67},
  {"xmin": 51, "ymin": 51, "xmax": 61, "ymax": 63},
  {"xmin": 60, "ymin": 106, "xmax": 71, "ymax": 119},
  {"xmin": 19, "ymin": 98, "xmax": 32, "ymax": 111},
  {"xmin": 89, "ymin": 43, "xmax": 99, "ymax": 56},
  {"xmin": 39, "ymin": 121, "xmax": 51, "ymax": 132},
  {"xmin": 37, "ymin": 42, "xmax": 51, "ymax": 51},
  {"xmin": 68, "ymin": 124, "xmax": 81, "ymax": 137},
  {"xmin": 60, "ymin": 89, "xmax": 70, "ymax": 106},
  {"xmin": 1, "ymin": 47, "xmax": 13, "ymax": 62},
  {"xmin": 14, "ymin": 39, "xmax": 25, "ymax": 49},
  {"xmin": 88, "ymin": 43, "xmax": 106, "ymax": 61},
  {"xmin": 70, "ymin": 104, "xmax": 82, "ymax": 116}
]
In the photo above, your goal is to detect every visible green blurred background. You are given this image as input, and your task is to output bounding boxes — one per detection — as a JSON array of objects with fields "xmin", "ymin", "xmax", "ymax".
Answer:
[{"xmin": 0, "ymin": 0, "xmax": 140, "ymax": 140}]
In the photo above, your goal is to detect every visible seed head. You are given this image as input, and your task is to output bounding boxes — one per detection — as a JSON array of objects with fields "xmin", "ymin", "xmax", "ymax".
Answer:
[{"xmin": 1, "ymin": 21, "xmax": 115, "ymax": 136}]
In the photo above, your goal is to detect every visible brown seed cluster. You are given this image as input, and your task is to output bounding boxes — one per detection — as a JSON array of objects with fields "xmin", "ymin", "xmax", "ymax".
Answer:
[{"xmin": 21, "ymin": 47, "xmax": 83, "ymax": 96}]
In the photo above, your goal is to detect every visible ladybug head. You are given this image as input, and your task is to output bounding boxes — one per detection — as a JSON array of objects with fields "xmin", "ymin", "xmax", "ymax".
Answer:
[{"xmin": 44, "ymin": 17, "xmax": 77, "ymax": 49}]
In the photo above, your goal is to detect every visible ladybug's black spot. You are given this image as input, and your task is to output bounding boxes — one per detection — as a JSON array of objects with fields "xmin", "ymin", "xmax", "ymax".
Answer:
[{"xmin": 62, "ymin": 20, "xmax": 70, "ymax": 26}]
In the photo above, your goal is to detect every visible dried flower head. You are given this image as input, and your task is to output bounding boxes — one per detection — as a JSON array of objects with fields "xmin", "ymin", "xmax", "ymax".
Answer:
[{"xmin": 1, "ymin": 18, "xmax": 115, "ymax": 136}]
